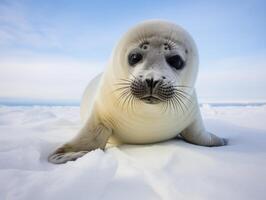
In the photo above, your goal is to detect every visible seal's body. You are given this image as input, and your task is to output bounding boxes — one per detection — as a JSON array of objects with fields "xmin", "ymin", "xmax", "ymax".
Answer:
[
  {"xmin": 80, "ymin": 74, "xmax": 198, "ymax": 144},
  {"xmin": 49, "ymin": 20, "xmax": 226, "ymax": 164}
]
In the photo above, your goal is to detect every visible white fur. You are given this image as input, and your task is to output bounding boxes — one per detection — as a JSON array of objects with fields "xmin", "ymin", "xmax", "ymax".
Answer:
[{"xmin": 49, "ymin": 20, "xmax": 226, "ymax": 164}]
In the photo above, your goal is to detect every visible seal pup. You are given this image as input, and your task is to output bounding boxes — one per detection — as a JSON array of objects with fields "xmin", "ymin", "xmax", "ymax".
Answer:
[{"xmin": 48, "ymin": 20, "xmax": 227, "ymax": 164}]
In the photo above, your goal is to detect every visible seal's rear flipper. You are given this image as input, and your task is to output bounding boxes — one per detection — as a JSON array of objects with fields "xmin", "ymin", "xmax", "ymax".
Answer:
[{"xmin": 181, "ymin": 110, "xmax": 226, "ymax": 147}]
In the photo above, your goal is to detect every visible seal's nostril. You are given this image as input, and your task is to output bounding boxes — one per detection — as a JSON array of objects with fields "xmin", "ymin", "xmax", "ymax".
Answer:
[
  {"xmin": 153, "ymin": 80, "xmax": 159, "ymax": 87},
  {"xmin": 145, "ymin": 78, "xmax": 159, "ymax": 88},
  {"xmin": 145, "ymin": 78, "xmax": 153, "ymax": 88}
]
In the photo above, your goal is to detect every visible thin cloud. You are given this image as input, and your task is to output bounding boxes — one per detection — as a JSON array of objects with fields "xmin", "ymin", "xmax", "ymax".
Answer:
[
  {"xmin": 0, "ymin": 52, "xmax": 104, "ymax": 101},
  {"xmin": 0, "ymin": 1, "xmax": 61, "ymax": 48},
  {"xmin": 197, "ymin": 55, "xmax": 266, "ymax": 102}
]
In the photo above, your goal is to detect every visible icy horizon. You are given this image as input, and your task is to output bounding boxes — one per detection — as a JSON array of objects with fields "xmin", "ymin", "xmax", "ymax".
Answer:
[{"xmin": 0, "ymin": 97, "xmax": 266, "ymax": 107}]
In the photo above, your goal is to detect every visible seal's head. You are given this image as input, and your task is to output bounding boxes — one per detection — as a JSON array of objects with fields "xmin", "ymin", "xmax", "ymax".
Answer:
[{"xmin": 112, "ymin": 20, "xmax": 198, "ymax": 108}]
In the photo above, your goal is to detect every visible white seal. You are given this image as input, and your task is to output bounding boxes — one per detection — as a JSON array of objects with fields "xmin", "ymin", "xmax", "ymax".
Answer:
[{"xmin": 49, "ymin": 20, "xmax": 226, "ymax": 164}]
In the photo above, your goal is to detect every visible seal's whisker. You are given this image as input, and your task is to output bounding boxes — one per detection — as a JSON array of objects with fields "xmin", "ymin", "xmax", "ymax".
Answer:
[
  {"xmin": 128, "ymin": 94, "xmax": 136, "ymax": 113},
  {"xmin": 117, "ymin": 82, "xmax": 131, "ymax": 86},
  {"xmin": 174, "ymin": 88, "xmax": 192, "ymax": 95},
  {"xmin": 132, "ymin": 96, "xmax": 140, "ymax": 112},
  {"xmin": 115, "ymin": 85, "xmax": 130, "ymax": 89},
  {"xmin": 115, "ymin": 82, "xmax": 131, "ymax": 86},
  {"xmin": 167, "ymin": 99, "xmax": 173, "ymax": 113},
  {"xmin": 128, "ymin": 93, "xmax": 135, "ymax": 113},
  {"xmin": 115, "ymin": 79, "xmax": 133, "ymax": 87},
  {"xmin": 119, "ymin": 78, "xmax": 133, "ymax": 83},
  {"xmin": 113, "ymin": 86, "xmax": 131, "ymax": 92},
  {"xmin": 174, "ymin": 85, "xmax": 192, "ymax": 88},
  {"xmin": 111, "ymin": 86, "xmax": 130, "ymax": 96},
  {"xmin": 166, "ymin": 101, "xmax": 171, "ymax": 113},
  {"xmin": 175, "ymin": 90, "xmax": 192, "ymax": 103},
  {"xmin": 172, "ymin": 98, "xmax": 180, "ymax": 113},
  {"xmin": 120, "ymin": 92, "xmax": 132, "ymax": 111},
  {"xmin": 165, "ymin": 101, "xmax": 170, "ymax": 113},
  {"xmin": 114, "ymin": 81, "xmax": 137, "ymax": 114},
  {"xmin": 172, "ymin": 93, "xmax": 184, "ymax": 114},
  {"xmin": 173, "ymin": 87, "xmax": 192, "ymax": 96},
  {"xmin": 174, "ymin": 93, "xmax": 188, "ymax": 113},
  {"xmin": 116, "ymin": 95, "xmax": 127, "ymax": 108},
  {"xmin": 125, "ymin": 92, "xmax": 132, "ymax": 111},
  {"xmin": 174, "ymin": 93, "xmax": 187, "ymax": 114},
  {"xmin": 116, "ymin": 89, "xmax": 130, "ymax": 101},
  {"xmin": 167, "ymin": 99, "xmax": 173, "ymax": 112},
  {"xmin": 169, "ymin": 98, "xmax": 177, "ymax": 113},
  {"xmin": 118, "ymin": 90, "xmax": 131, "ymax": 102}
]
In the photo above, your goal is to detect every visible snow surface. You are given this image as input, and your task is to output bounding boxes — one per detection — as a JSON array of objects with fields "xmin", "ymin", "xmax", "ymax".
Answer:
[{"xmin": 0, "ymin": 105, "xmax": 266, "ymax": 200}]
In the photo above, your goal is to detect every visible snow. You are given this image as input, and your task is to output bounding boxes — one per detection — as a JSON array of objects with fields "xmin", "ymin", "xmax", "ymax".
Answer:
[{"xmin": 0, "ymin": 105, "xmax": 266, "ymax": 200}]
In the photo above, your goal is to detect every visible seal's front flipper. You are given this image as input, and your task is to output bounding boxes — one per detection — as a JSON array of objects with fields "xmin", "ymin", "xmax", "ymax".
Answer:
[
  {"xmin": 48, "ymin": 124, "xmax": 112, "ymax": 164},
  {"xmin": 48, "ymin": 151, "xmax": 89, "ymax": 164},
  {"xmin": 181, "ymin": 111, "xmax": 227, "ymax": 147}
]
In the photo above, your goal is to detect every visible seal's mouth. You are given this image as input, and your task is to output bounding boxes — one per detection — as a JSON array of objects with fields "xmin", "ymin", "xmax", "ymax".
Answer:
[{"xmin": 140, "ymin": 96, "xmax": 161, "ymax": 104}]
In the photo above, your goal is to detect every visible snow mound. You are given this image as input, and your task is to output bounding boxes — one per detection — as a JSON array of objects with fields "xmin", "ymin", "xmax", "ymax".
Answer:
[{"xmin": 0, "ymin": 105, "xmax": 265, "ymax": 200}]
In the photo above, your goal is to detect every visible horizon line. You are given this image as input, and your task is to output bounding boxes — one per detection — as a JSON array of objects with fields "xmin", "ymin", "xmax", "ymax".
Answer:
[{"xmin": 0, "ymin": 98, "xmax": 266, "ymax": 107}]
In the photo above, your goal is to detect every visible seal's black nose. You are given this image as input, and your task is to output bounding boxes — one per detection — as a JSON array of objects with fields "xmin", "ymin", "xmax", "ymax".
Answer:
[{"xmin": 145, "ymin": 78, "xmax": 159, "ymax": 88}]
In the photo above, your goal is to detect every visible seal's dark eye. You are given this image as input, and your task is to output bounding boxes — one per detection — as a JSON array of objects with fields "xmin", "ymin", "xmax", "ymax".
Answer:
[
  {"xmin": 166, "ymin": 55, "xmax": 184, "ymax": 70},
  {"xmin": 128, "ymin": 53, "xmax": 143, "ymax": 66}
]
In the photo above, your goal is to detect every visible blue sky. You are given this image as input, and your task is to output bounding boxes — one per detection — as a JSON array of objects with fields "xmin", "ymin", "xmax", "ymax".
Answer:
[{"xmin": 0, "ymin": 0, "xmax": 265, "ymax": 103}]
